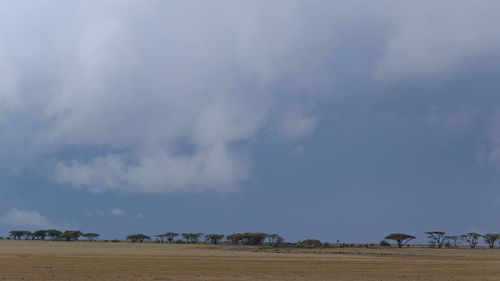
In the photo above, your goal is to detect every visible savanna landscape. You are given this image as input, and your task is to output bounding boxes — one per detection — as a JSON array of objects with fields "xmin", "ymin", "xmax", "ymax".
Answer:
[
  {"xmin": 2, "ymin": 239, "xmax": 500, "ymax": 280},
  {"xmin": 3, "ymin": 1, "xmax": 500, "ymax": 280}
]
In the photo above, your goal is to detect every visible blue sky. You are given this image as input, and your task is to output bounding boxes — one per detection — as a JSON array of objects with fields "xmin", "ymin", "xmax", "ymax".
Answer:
[{"xmin": 1, "ymin": 0, "xmax": 500, "ymax": 243}]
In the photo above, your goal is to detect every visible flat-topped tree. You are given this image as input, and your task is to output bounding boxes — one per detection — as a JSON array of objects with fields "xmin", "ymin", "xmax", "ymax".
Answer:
[
  {"xmin": 483, "ymin": 234, "xmax": 500, "ymax": 248},
  {"xmin": 384, "ymin": 233, "xmax": 415, "ymax": 248},
  {"xmin": 126, "ymin": 234, "xmax": 151, "ymax": 243},
  {"xmin": 23, "ymin": 231, "xmax": 33, "ymax": 240},
  {"xmin": 226, "ymin": 233, "xmax": 243, "ymax": 244},
  {"xmin": 268, "ymin": 234, "xmax": 284, "ymax": 246},
  {"xmin": 181, "ymin": 233, "xmax": 203, "ymax": 243},
  {"xmin": 33, "ymin": 230, "xmax": 48, "ymax": 240},
  {"xmin": 444, "ymin": 236, "xmax": 460, "ymax": 248},
  {"xmin": 241, "ymin": 233, "xmax": 268, "ymax": 246},
  {"xmin": 9, "ymin": 230, "xmax": 25, "ymax": 240},
  {"xmin": 205, "ymin": 234, "xmax": 225, "ymax": 244},
  {"xmin": 83, "ymin": 233, "xmax": 100, "ymax": 242},
  {"xmin": 425, "ymin": 231, "xmax": 446, "ymax": 248},
  {"xmin": 46, "ymin": 229, "xmax": 62, "ymax": 240},
  {"xmin": 61, "ymin": 230, "xmax": 82, "ymax": 241},
  {"xmin": 155, "ymin": 234, "xmax": 167, "ymax": 243},
  {"xmin": 461, "ymin": 233, "xmax": 482, "ymax": 249},
  {"xmin": 165, "ymin": 232, "xmax": 178, "ymax": 243}
]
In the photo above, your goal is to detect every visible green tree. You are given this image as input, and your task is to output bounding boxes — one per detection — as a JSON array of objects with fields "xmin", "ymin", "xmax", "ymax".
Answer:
[
  {"xmin": 8, "ymin": 230, "xmax": 25, "ymax": 240},
  {"xmin": 82, "ymin": 233, "xmax": 100, "ymax": 242},
  {"xmin": 23, "ymin": 231, "xmax": 33, "ymax": 240},
  {"xmin": 461, "ymin": 233, "xmax": 482, "ymax": 249},
  {"xmin": 205, "ymin": 234, "xmax": 225, "ymax": 244},
  {"xmin": 46, "ymin": 229, "xmax": 62, "ymax": 240},
  {"xmin": 165, "ymin": 232, "xmax": 179, "ymax": 243},
  {"xmin": 126, "ymin": 234, "xmax": 151, "ymax": 243},
  {"xmin": 444, "ymin": 236, "xmax": 460, "ymax": 248},
  {"xmin": 425, "ymin": 231, "xmax": 446, "ymax": 248},
  {"xmin": 181, "ymin": 233, "xmax": 203, "ymax": 243},
  {"xmin": 240, "ymin": 233, "xmax": 268, "ymax": 246},
  {"xmin": 484, "ymin": 234, "xmax": 500, "ymax": 248},
  {"xmin": 33, "ymin": 230, "xmax": 48, "ymax": 240},
  {"xmin": 384, "ymin": 233, "xmax": 415, "ymax": 248},
  {"xmin": 267, "ymin": 234, "xmax": 284, "ymax": 247},
  {"xmin": 155, "ymin": 234, "xmax": 167, "ymax": 243},
  {"xmin": 61, "ymin": 230, "xmax": 82, "ymax": 241},
  {"xmin": 226, "ymin": 233, "xmax": 243, "ymax": 244}
]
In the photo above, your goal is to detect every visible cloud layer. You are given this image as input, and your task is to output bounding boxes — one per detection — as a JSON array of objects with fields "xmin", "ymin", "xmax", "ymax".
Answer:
[{"xmin": 1, "ymin": 1, "xmax": 500, "ymax": 195}]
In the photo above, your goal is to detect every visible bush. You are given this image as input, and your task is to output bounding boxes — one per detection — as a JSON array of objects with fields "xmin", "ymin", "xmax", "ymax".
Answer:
[
  {"xmin": 112, "ymin": 239, "xmax": 120, "ymax": 243},
  {"xmin": 298, "ymin": 239, "xmax": 322, "ymax": 248},
  {"xmin": 323, "ymin": 242, "xmax": 331, "ymax": 248},
  {"xmin": 380, "ymin": 240, "xmax": 390, "ymax": 247},
  {"xmin": 0, "ymin": 237, "xmax": 3, "ymax": 239}
]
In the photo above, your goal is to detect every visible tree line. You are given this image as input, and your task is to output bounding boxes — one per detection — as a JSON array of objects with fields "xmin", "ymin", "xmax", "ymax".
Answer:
[
  {"xmin": 7, "ymin": 230, "xmax": 99, "ymax": 241},
  {"xmin": 127, "ymin": 232, "xmax": 283, "ymax": 246},
  {"xmin": 384, "ymin": 231, "xmax": 500, "ymax": 248}
]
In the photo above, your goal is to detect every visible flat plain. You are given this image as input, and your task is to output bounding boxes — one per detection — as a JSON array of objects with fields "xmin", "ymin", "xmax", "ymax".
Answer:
[{"xmin": 2, "ymin": 240, "xmax": 500, "ymax": 280}]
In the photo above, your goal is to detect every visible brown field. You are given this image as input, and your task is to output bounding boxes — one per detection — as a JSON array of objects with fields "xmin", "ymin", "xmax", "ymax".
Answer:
[{"xmin": 2, "ymin": 240, "xmax": 500, "ymax": 280}]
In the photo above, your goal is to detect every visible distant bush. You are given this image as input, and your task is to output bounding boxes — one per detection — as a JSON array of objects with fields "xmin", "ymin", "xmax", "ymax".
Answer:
[
  {"xmin": 298, "ymin": 239, "xmax": 322, "ymax": 248},
  {"xmin": 323, "ymin": 242, "xmax": 331, "ymax": 248},
  {"xmin": 174, "ymin": 239, "xmax": 185, "ymax": 244},
  {"xmin": 380, "ymin": 240, "xmax": 390, "ymax": 247},
  {"xmin": 112, "ymin": 239, "xmax": 120, "ymax": 243},
  {"xmin": 0, "ymin": 237, "xmax": 3, "ymax": 239}
]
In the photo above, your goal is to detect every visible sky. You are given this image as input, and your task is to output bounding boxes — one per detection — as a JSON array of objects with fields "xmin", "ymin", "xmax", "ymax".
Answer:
[{"xmin": 1, "ymin": 0, "xmax": 500, "ymax": 243}]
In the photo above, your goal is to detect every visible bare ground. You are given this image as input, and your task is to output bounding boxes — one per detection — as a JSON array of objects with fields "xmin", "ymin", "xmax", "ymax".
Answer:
[{"xmin": 1, "ymin": 240, "xmax": 500, "ymax": 280}]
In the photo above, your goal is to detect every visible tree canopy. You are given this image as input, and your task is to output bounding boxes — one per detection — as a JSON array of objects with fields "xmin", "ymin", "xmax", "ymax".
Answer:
[{"xmin": 384, "ymin": 233, "xmax": 415, "ymax": 248}]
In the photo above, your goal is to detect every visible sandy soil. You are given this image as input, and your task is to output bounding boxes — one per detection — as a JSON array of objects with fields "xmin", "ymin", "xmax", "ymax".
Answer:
[{"xmin": 1, "ymin": 240, "xmax": 500, "ymax": 280}]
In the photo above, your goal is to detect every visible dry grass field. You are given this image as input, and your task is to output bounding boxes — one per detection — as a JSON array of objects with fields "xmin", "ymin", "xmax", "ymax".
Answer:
[{"xmin": 2, "ymin": 240, "xmax": 500, "ymax": 280}]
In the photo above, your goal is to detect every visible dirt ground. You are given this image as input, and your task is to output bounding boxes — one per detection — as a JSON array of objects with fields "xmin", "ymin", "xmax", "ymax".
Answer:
[{"xmin": 1, "ymin": 240, "xmax": 500, "ymax": 280}]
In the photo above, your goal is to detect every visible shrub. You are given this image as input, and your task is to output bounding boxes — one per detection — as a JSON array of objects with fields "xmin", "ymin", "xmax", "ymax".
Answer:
[
  {"xmin": 112, "ymin": 239, "xmax": 120, "ymax": 243},
  {"xmin": 298, "ymin": 239, "xmax": 322, "ymax": 248},
  {"xmin": 380, "ymin": 240, "xmax": 390, "ymax": 247},
  {"xmin": 323, "ymin": 242, "xmax": 331, "ymax": 248}
]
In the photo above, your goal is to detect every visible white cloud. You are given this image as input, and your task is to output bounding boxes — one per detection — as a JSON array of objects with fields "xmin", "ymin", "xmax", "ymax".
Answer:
[
  {"xmin": 110, "ymin": 208, "xmax": 125, "ymax": 216},
  {"xmin": 426, "ymin": 105, "xmax": 479, "ymax": 138},
  {"xmin": 0, "ymin": 1, "xmax": 334, "ymax": 195},
  {"xmin": 0, "ymin": 208, "xmax": 53, "ymax": 229},
  {"xmin": 373, "ymin": 0, "xmax": 500, "ymax": 81},
  {"xmin": 136, "ymin": 213, "xmax": 145, "ymax": 220},
  {"xmin": 480, "ymin": 109, "xmax": 500, "ymax": 168}
]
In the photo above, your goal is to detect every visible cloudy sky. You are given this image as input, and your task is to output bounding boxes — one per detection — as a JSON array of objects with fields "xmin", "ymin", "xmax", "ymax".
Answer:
[{"xmin": 1, "ymin": 0, "xmax": 500, "ymax": 243}]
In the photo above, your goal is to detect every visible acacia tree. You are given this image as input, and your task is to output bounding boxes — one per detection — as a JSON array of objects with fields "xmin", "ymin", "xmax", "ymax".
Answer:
[
  {"xmin": 226, "ymin": 233, "xmax": 243, "ymax": 244},
  {"xmin": 9, "ymin": 230, "xmax": 25, "ymax": 240},
  {"xmin": 61, "ymin": 230, "xmax": 82, "ymax": 241},
  {"xmin": 165, "ymin": 232, "xmax": 178, "ymax": 243},
  {"xmin": 267, "ymin": 234, "xmax": 284, "ymax": 246},
  {"xmin": 83, "ymin": 233, "xmax": 100, "ymax": 242},
  {"xmin": 155, "ymin": 234, "xmax": 167, "ymax": 243},
  {"xmin": 181, "ymin": 233, "xmax": 203, "ymax": 243},
  {"xmin": 444, "ymin": 236, "xmax": 460, "ymax": 248},
  {"xmin": 23, "ymin": 231, "xmax": 33, "ymax": 240},
  {"xmin": 33, "ymin": 230, "xmax": 48, "ymax": 240},
  {"xmin": 425, "ymin": 231, "xmax": 446, "ymax": 248},
  {"xmin": 46, "ymin": 229, "xmax": 62, "ymax": 240},
  {"xmin": 484, "ymin": 234, "xmax": 500, "ymax": 248},
  {"xmin": 205, "ymin": 234, "xmax": 225, "ymax": 244},
  {"xmin": 126, "ymin": 234, "xmax": 151, "ymax": 243},
  {"xmin": 384, "ymin": 233, "xmax": 416, "ymax": 248},
  {"xmin": 461, "ymin": 233, "xmax": 482, "ymax": 249},
  {"xmin": 241, "ymin": 233, "xmax": 268, "ymax": 246}
]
